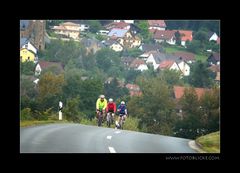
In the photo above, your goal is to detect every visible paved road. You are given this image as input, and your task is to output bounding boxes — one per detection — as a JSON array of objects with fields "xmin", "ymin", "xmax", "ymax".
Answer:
[{"xmin": 20, "ymin": 124, "xmax": 197, "ymax": 153}]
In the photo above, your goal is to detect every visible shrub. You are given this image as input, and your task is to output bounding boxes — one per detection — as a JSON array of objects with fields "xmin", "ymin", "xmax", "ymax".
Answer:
[{"xmin": 20, "ymin": 108, "xmax": 33, "ymax": 120}]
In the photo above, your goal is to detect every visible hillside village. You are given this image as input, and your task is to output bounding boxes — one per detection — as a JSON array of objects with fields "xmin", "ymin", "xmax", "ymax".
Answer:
[{"xmin": 20, "ymin": 20, "xmax": 220, "ymax": 139}]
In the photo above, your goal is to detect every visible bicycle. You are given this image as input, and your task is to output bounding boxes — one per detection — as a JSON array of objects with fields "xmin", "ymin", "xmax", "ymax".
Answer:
[
  {"xmin": 117, "ymin": 114, "xmax": 126, "ymax": 130},
  {"xmin": 97, "ymin": 110, "xmax": 104, "ymax": 127},
  {"xmin": 106, "ymin": 112, "xmax": 114, "ymax": 128}
]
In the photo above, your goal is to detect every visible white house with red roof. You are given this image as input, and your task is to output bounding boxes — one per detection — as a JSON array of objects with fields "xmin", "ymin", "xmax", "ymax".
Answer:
[
  {"xmin": 174, "ymin": 30, "xmax": 193, "ymax": 47},
  {"xmin": 159, "ymin": 59, "xmax": 190, "ymax": 76},
  {"xmin": 148, "ymin": 20, "xmax": 166, "ymax": 30},
  {"xmin": 129, "ymin": 59, "xmax": 148, "ymax": 71},
  {"xmin": 153, "ymin": 30, "xmax": 176, "ymax": 45}
]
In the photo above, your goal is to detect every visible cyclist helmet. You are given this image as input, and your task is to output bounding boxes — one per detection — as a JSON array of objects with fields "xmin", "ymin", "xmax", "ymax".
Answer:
[
  {"xmin": 109, "ymin": 98, "xmax": 113, "ymax": 102},
  {"xmin": 121, "ymin": 101, "xmax": 125, "ymax": 105},
  {"xmin": 100, "ymin": 95, "xmax": 105, "ymax": 99}
]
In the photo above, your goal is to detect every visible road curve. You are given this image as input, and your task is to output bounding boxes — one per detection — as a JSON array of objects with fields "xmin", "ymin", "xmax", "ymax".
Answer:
[{"xmin": 20, "ymin": 123, "xmax": 197, "ymax": 153}]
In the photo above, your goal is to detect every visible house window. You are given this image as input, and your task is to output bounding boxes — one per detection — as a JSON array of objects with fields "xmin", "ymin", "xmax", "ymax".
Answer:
[{"xmin": 27, "ymin": 57, "xmax": 30, "ymax": 60}]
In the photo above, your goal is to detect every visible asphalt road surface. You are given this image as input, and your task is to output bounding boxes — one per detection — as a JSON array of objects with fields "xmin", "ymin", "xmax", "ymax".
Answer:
[{"xmin": 20, "ymin": 123, "xmax": 197, "ymax": 153}]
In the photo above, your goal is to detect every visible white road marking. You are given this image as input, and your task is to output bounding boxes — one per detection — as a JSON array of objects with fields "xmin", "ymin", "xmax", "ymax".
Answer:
[
  {"xmin": 107, "ymin": 136, "xmax": 112, "ymax": 140},
  {"xmin": 115, "ymin": 131, "xmax": 121, "ymax": 134},
  {"xmin": 108, "ymin": 147, "xmax": 116, "ymax": 153}
]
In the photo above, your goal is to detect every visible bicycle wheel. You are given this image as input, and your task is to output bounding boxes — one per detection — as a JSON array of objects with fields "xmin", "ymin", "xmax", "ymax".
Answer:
[{"xmin": 98, "ymin": 113, "xmax": 102, "ymax": 127}]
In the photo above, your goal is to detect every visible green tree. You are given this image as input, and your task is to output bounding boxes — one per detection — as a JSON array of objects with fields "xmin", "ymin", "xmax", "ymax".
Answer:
[
  {"xmin": 175, "ymin": 31, "xmax": 182, "ymax": 45},
  {"xmin": 158, "ymin": 69, "xmax": 183, "ymax": 86},
  {"xmin": 124, "ymin": 69, "xmax": 141, "ymax": 83},
  {"xmin": 95, "ymin": 48, "xmax": 121, "ymax": 74},
  {"xmin": 20, "ymin": 61, "xmax": 35, "ymax": 75},
  {"xmin": 104, "ymin": 77, "xmax": 129, "ymax": 101},
  {"xmin": 187, "ymin": 61, "xmax": 215, "ymax": 88},
  {"xmin": 87, "ymin": 20, "xmax": 103, "ymax": 33},
  {"xmin": 186, "ymin": 40, "xmax": 201, "ymax": 54},
  {"xmin": 174, "ymin": 87, "xmax": 203, "ymax": 139},
  {"xmin": 199, "ymin": 87, "xmax": 220, "ymax": 133},
  {"xmin": 136, "ymin": 20, "xmax": 152, "ymax": 42},
  {"xmin": 134, "ymin": 76, "xmax": 176, "ymax": 135},
  {"xmin": 63, "ymin": 96, "xmax": 83, "ymax": 122},
  {"xmin": 37, "ymin": 72, "xmax": 64, "ymax": 111}
]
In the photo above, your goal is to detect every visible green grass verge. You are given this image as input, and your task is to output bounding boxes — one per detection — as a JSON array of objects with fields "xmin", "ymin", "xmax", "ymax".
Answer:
[
  {"xmin": 20, "ymin": 120, "xmax": 69, "ymax": 127},
  {"xmin": 196, "ymin": 131, "xmax": 220, "ymax": 153}
]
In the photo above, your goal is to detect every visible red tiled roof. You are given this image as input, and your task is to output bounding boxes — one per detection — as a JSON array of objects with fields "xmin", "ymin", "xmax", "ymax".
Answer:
[
  {"xmin": 126, "ymin": 84, "xmax": 140, "ymax": 91},
  {"xmin": 126, "ymin": 84, "xmax": 142, "ymax": 96},
  {"xmin": 149, "ymin": 29, "xmax": 157, "ymax": 33},
  {"xmin": 148, "ymin": 20, "xmax": 166, "ymax": 28},
  {"xmin": 129, "ymin": 59, "xmax": 146, "ymax": 68},
  {"xmin": 174, "ymin": 51, "xmax": 195, "ymax": 61},
  {"xmin": 38, "ymin": 60, "xmax": 64, "ymax": 71},
  {"xmin": 173, "ymin": 86, "xmax": 209, "ymax": 100},
  {"xmin": 174, "ymin": 30, "xmax": 193, "ymax": 41},
  {"xmin": 159, "ymin": 60, "xmax": 175, "ymax": 69},
  {"xmin": 153, "ymin": 30, "xmax": 176, "ymax": 40}
]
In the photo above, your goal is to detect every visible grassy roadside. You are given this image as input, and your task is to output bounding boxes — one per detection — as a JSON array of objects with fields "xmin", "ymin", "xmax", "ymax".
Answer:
[
  {"xmin": 20, "ymin": 120, "xmax": 69, "ymax": 127},
  {"xmin": 196, "ymin": 131, "xmax": 220, "ymax": 153}
]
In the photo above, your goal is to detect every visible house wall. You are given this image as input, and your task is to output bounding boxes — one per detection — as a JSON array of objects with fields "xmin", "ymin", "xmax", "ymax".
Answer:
[
  {"xmin": 20, "ymin": 49, "xmax": 35, "ymax": 62},
  {"xmin": 131, "ymin": 37, "xmax": 141, "ymax": 48},
  {"xmin": 146, "ymin": 54, "xmax": 159, "ymax": 70},
  {"xmin": 166, "ymin": 37, "xmax": 176, "ymax": 45},
  {"xmin": 181, "ymin": 40, "xmax": 186, "ymax": 46},
  {"xmin": 209, "ymin": 33, "xmax": 218, "ymax": 41},
  {"xmin": 137, "ymin": 64, "xmax": 148, "ymax": 71},
  {"xmin": 22, "ymin": 42, "xmax": 37, "ymax": 54},
  {"xmin": 110, "ymin": 43, "xmax": 123, "ymax": 52},
  {"xmin": 35, "ymin": 64, "xmax": 41, "ymax": 76},
  {"xmin": 149, "ymin": 26, "xmax": 165, "ymax": 30},
  {"xmin": 169, "ymin": 62, "xmax": 180, "ymax": 71},
  {"xmin": 178, "ymin": 61, "xmax": 190, "ymax": 76}
]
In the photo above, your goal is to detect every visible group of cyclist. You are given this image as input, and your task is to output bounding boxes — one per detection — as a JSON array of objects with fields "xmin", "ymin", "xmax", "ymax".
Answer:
[{"xmin": 96, "ymin": 94, "xmax": 127, "ymax": 129}]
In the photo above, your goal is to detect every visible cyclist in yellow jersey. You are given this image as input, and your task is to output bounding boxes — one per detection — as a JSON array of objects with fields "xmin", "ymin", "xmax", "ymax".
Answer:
[{"xmin": 96, "ymin": 95, "xmax": 107, "ymax": 121}]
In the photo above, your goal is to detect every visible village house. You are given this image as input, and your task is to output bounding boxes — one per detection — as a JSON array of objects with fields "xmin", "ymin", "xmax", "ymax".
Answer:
[
  {"xmin": 139, "ymin": 43, "xmax": 164, "ymax": 53},
  {"xmin": 153, "ymin": 30, "xmax": 176, "ymax": 45},
  {"xmin": 207, "ymin": 52, "xmax": 220, "ymax": 65},
  {"xmin": 52, "ymin": 22, "xmax": 81, "ymax": 40},
  {"xmin": 146, "ymin": 52, "xmax": 178, "ymax": 70},
  {"xmin": 158, "ymin": 59, "xmax": 190, "ymax": 76},
  {"xmin": 148, "ymin": 20, "xmax": 166, "ymax": 30},
  {"xmin": 174, "ymin": 30, "xmax": 193, "ymax": 47},
  {"xmin": 80, "ymin": 38, "xmax": 105, "ymax": 54},
  {"xmin": 173, "ymin": 51, "xmax": 195, "ymax": 64},
  {"xmin": 125, "ymin": 83, "xmax": 142, "ymax": 97},
  {"xmin": 20, "ymin": 48, "xmax": 36, "ymax": 63},
  {"xmin": 121, "ymin": 56, "xmax": 135, "ymax": 69},
  {"xmin": 107, "ymin": 28, "xmax": 141, "ymax": 49},
  {"xmin": 35, "ymin": 60, "xmax": 64, "ymax": 76},
  {"xmin": 102, "ymin": 39, "xmax": 123, "ymax": 52},
  {"xmin": 129, "ymin": 59, "xmax": 148, "ymax": 71},
  {"xmin": 208, "ymin": 32, "xmax": 218, "ymax": 42}
]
